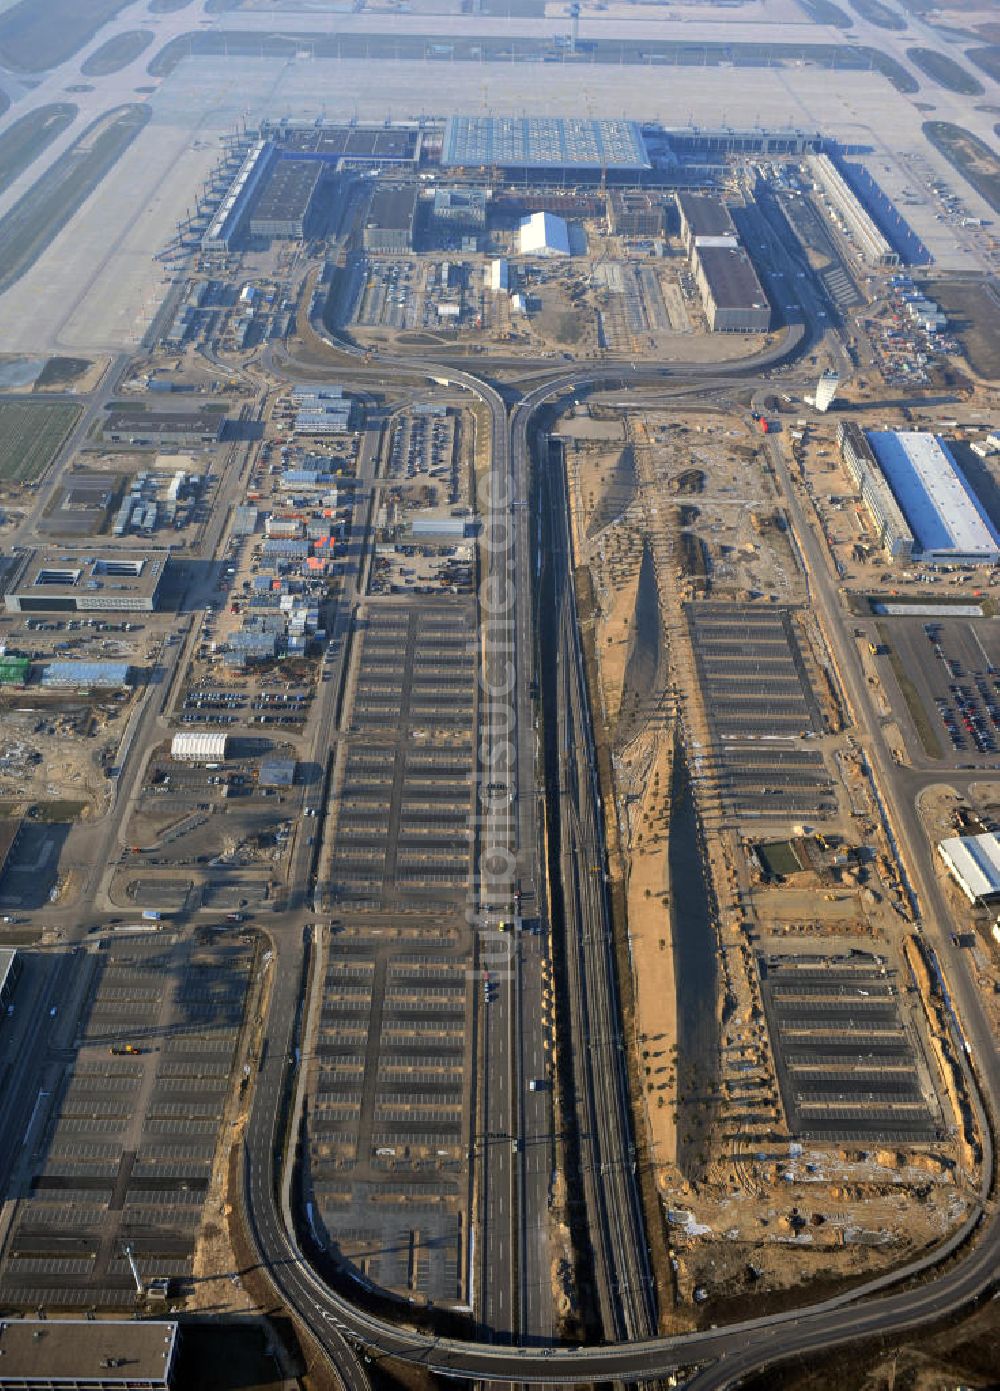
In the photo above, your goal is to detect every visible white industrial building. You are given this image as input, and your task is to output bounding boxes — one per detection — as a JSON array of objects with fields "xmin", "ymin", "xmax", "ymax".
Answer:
[
  {"xmin": 806, "ymin": 154, "xmax": 899, "ymax": 269},
  {"xmin": 171, "ymin": 731, "xmax": 229, "ymax": 763},
  {"xmin": 488, "ymin": 258, "xmax": 510, "ymax": 292},
  {"xmin": 866, "ymin": 430, "xmax": 1000, "ymax": 565},
  {"xmin": 939, "ymin": 832, "xmax": 1000, "ymax": 904},
  {"xmin": 838, "ymin": 423, "xmax": 914, "ymax": 563},
  {"xmin": 519, "ymin": 211, "xmax": 570, "ymax": 257}
]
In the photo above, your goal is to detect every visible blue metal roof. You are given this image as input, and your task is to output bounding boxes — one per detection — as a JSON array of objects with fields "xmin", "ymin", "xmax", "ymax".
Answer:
[{"xmin": 41, "ymin": 661, "xmax": 132, "ymax": 687}]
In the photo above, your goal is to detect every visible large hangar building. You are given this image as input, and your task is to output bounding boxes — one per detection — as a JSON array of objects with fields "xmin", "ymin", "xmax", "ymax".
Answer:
[{"xmin": 866, "ymin": 430, "xmax": 1000, "ymax": 565}]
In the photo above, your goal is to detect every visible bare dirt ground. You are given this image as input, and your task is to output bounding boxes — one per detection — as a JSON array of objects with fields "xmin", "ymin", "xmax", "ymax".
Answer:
[{"xmin": 563, "ymin": 398, "xmax": 978, "ymax": 1322}]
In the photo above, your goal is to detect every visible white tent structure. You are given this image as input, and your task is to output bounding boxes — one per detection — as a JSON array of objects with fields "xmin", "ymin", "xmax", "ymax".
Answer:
[
  {"xmin": 171, "ymin": 731, "xmax": 229, "ymax": 763},
  {"xmin": 519, "ymin": 211, "xmax": 570, "ymax": 257}
]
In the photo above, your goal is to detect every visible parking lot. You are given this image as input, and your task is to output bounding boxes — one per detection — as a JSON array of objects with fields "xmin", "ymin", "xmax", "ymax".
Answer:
[
  {"xmin": 687, "ymin": 603, "xmax": 835, "ymax": 818},
  {"xmin": 0, "ymin": 929, "xmax": 253, "ymax": 1308},
  {"xmin": 354, "ymin": 258, "xmax": 421, "ymax": 331},
  {"xmin": 327, "ymin": 605, "xmax": 476, "ymax": 908},
  {"xmin": 387, "ymin": 409, "xmax": 461, "ymax": 506},
  {"xmin": 307, "ymin": 595, "xmax": 477, "ymax": 1305},
  {"xmin": 878, "ymin": 613, "xmax": 1000, "ymax": 765},
  {"xmin": 308, "ymin": 937, "xmax": 471, "ymax": 1303},
  {"xmin": 759, "ymin": 952, "xmax": 938, "ymax": 1145}
]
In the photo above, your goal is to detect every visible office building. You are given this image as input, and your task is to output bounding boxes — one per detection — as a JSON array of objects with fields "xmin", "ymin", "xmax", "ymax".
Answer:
[
  {"xmin": 4, "ymin": 552, "xmax": 168, "ymax": 614},
  {"xmin": 676, "ymin": 193, "xmax": 737, "ymax": 255},
  {"xmin": 362, "ymin": 184, "xmax": 419, "ymax": 253},
  {"xmin": 249, "ymin": 157, "xmax": 323, "ymax": 239}
]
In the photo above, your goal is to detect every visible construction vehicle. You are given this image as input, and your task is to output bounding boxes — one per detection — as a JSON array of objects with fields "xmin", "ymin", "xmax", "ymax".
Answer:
[{"xmin": 110, "ymin": 1044, "xmax": 142, "ymax": 1056}]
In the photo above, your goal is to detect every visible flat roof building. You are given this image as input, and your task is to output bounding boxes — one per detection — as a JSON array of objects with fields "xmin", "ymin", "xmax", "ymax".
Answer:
[
  {"xmin": 866, "ymin": 430, "xmax": 1000, "ymax": 564},
  {"xmin": 363, "ymin": 184, "xmax": 419, "ymax": 253},
  {"xmin": 103, "ymin": 411, "xmax": 225, "ymax": 447},
  {"xmin": 264, "ymin": 120, "xmax": 422, "ymax": 165},
  {"xmin": 40, "ymin": 660, "xmax": 133, "ymax": 688},
  {"xmin": 0, "ymin": 1319, "xmax": 177, "ymax": 1390},
  {"xmin": 693, "ymin": 244, "xmax": 770, "ymax": 333},
  {"xmin": 676, "ymin": 193, "xmax": 736, "ymax": 254},
  {"xmin": 259, "ymin": 754, "xmax": 297, "ymax": 787},
  {"xmin": 807, "ymin": 153, "xmax": 900, "ymax": 269},
  {"xmin": 4, "ymin": 552, "xmax": 168, "ymax": 613},
  {"xmin": 939, "ymin": 832, "xmax": 1000, "ymax": 903},
  {"xmin": 249, "ymin": 157, "xmax": 323, "ymax": 239},
  {"xmin": 519, "ymin": 211, "xmax": 570, "ymax": 257},
  {"xmin": 0, "ymin": 655, "xmax": 29, "ymax": 685},
  {"xmin": 838, "ymin": 422, "xmax": 914, "ymax": 563}
]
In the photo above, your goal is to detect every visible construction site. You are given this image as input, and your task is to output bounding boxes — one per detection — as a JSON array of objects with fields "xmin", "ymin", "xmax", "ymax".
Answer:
[{"xmin": 559, "ymin": 396, "xmax": 983, "ymax": 1320}]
